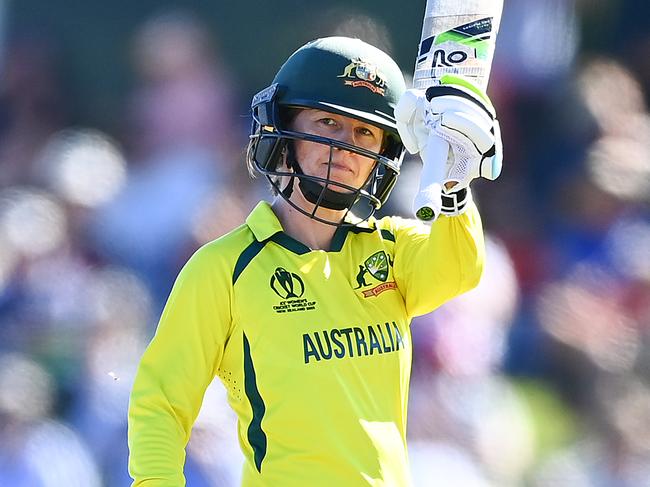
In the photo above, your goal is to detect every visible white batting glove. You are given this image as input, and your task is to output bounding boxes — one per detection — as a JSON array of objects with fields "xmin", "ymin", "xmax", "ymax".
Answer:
[
  {"xmin": 395, "ymin": 88, "xmax": 431, "ymax": 163},
  {"xmin": 426, "ymin": 78, "xmax": 502, "ymax": 190},
  {"xmin": 395, "ymin": 76, "xmax": 502, "ymax": 210}
]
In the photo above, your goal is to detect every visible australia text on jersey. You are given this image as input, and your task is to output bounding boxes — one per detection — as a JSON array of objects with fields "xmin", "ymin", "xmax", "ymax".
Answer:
[{"xmin": 303, "ymin": 321, "xmax": 405, "ymax": 364}]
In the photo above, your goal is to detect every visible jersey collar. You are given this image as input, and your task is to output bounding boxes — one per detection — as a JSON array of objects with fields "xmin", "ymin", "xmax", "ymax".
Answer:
[
  {"xmin": 246, "ymin": 201, "xmax": 284, "ymax": 242},
  {"xmin": 246, "ymin": 200, "xmax": 376, "ymax": 253}
]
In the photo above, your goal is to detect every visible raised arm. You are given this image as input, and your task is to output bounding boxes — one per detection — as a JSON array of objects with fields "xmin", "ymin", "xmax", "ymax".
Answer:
[{"xmin": 391, "ymin": 75, "xmax": 502, "ymax": 317}]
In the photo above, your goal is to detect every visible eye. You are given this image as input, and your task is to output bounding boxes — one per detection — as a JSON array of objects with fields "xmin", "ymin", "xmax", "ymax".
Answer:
[
  {"xmin": 319, "ymin": 117, "xmax": 338, "ymax": 127},
  {"xmin": 357, "ymin": 126, "xmax": 376, "ymax": 138}
]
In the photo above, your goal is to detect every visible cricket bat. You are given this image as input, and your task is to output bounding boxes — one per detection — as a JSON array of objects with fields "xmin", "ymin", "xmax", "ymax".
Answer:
[{"xmin": 412, "ymin": 0, "xmax": 503, "ymax": 221}]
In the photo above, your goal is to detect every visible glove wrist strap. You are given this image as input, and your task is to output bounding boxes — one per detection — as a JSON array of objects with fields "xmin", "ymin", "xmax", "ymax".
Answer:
[{"xmin": 440, "ymin": 187, "xmax": 471, "ymax": 216}]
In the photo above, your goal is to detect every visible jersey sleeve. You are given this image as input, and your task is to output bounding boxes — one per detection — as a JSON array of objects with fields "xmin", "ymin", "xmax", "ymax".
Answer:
[
  {"xmin": 128, "ymin": 242, "xmax": 233, "ymax": 486},
  {"xmin": 387, "ymin": 201, "xmax": 485, "ymax": 318}
]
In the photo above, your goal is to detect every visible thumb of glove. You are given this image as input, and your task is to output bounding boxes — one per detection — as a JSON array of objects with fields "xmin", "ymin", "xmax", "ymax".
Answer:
[{"xmin": 395, "ymin": 89, "xmax": 428, "ymax": 155}]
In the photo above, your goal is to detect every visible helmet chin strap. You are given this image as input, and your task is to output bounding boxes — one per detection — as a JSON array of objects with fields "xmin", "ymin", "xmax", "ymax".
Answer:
[
  {"xmin": 283, "ymin": 145, "xmax": 358, "ymax": 212},
  {"xmin": 296, "ymin": 166, "xmax": 357, "ymax": 211}
]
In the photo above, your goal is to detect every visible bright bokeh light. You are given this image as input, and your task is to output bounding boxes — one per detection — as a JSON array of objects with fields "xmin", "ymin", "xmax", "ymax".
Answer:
[
  {"xmin": 598, "ymin": 376, "xmax": 650, "ymax": 455},
  {"xmin": 0, "ymin": 353, "xmax": 54, "ymax": 422},
  {"xmin": 587, "ymin": 135, "xmax": 650, "ymax": 201},
  {"xmin": 81, "ymin": 267, "xmax": 153, "ymax": 423},
  {"xmin": 23, "ymin": 420, "xmax": 102, "ymax": 487},
  {"xmin": 40, "ymin": 129, "xmax": 127, "ymax": 207},
  {"xmin": 86, "ymin": 325, "xmax": 145, "ymax": 424},
  {"xmin": 578, "ymin": 58, "xmax": 647, "ymax": 133},
  {"xmin": 0, "ymin": 232, "xmax": 19, "ymax": 294},
  {"xmin": 0, "ymin": 187, "xmax": 67, "ymax": 257},
  {"xmin": 537, "ymin": 273, "xmax": 640, "ymax": 373},
  {"xmin": 86, "ymin": 267, "xmax": 152, "ymax": 328},
  {"xmin": 474, "ymin": 380, "xmax": 536, "ymax": 482}
]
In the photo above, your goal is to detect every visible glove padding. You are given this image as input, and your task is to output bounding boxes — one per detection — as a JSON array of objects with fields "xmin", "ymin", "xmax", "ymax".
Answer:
[{"xmin": 395, "ymin": 75, "xmax": 503, "ymax": 191}]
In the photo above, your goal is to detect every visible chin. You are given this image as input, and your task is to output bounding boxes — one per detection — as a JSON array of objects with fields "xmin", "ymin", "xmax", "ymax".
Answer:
[
  {"xmin": 319, "ymin": 174, "xmax": 358, "ymax": 189},
  {"xmin": 326, "ymin": 181, "xmax": 359, "ymax": 193}
]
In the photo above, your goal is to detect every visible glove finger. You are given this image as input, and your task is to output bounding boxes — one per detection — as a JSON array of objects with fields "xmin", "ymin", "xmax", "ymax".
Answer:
[
  {"xmin": 428, "ymin": 95, "xmax": 494, "ymax": 127},
  {"xmin": 395, "ymin": 121, "xmax": 419, "ymax": 154},
  {"xmin": 481, "ymin": 120, "xmax": 503, "ymax": 180},
  {"xmin": 395, "ymin": 89, "xmax": 424, "ymax": 154},
  {"xmin": 437, "ymin": 111, "xmax": 494, "ymax": 154},
  {"xmin": 427, "ymin": 82, "xmax": 495, "ymax": 119},
  {"xmin": 394, "ymin": 89, "xmax": 423, "ymax": 120},
  {"xmin": 412, "ymin": 97, "xmax": 430, "ymax": 148}
]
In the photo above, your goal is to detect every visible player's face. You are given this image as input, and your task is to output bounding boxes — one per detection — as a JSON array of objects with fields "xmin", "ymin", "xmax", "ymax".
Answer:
[{"xmin": 290, "ymin": 109, "xmax": 384, "ymax": 191}]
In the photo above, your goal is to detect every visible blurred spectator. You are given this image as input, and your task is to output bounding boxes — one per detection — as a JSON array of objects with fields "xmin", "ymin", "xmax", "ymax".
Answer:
[
  {"xmin": 125, "ymin": 10, "xmax": 236, "ymax": 159},
  {"xmin": 88, "ymin": 10, "xmax": 256, "ymax": 308},
  {"xmin": 408, "ymin": 237, "xmax": 538, "ymax": 485},
  {"xmin": 0, "ymin": 31, "xmax": 68, "ymax": 187},
  {"xmin": 0, "ymin": 353, "xmax": 101, "ymax": 486}
]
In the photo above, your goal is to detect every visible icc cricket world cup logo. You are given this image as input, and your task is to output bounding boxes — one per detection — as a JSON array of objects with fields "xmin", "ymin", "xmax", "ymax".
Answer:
[{"xmin": 270, "ymin": 267, "xmax": 305, "ymax": 299}]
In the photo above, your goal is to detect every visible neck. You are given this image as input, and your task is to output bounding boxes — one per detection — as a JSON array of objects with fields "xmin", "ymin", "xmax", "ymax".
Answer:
[{"xmin": 271, "ymin": 193, "xmax": 344, "ymax": 251}]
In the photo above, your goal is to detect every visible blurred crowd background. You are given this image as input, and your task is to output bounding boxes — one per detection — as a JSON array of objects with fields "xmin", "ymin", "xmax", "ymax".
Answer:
[{"xmin": 0, "ymin": 0, "xmax": 649, "ymax": 486}]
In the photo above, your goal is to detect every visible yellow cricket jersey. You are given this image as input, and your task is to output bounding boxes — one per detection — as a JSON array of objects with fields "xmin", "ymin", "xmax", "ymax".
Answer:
[{"xmin": 128, "ymin": 200, "xmax": 485, "ymax": 486}]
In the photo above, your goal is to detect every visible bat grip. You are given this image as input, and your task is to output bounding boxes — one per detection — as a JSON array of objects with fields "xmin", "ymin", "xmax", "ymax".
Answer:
[{"xmin": 413, "ymin": 132, "xmax": 449, "ymax": 221}]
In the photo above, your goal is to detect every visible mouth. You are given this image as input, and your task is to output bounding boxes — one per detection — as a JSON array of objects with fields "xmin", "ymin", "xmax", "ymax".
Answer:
[{"xmin": 324, "ymin": 162, "xmax": 354, "ymax": 174}]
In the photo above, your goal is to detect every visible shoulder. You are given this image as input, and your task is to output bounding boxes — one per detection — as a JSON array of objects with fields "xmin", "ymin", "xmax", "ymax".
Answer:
[
  {"xmin": 194, "ymin": 223, "xmax": 255, "ymax": 259},
  {"xmin": 182, "ymin": 223, "xmax": 256, "ymax": 281},
  {"xmin": 371, "ymin": 214, "xmax": 429, "ymax": 241}
]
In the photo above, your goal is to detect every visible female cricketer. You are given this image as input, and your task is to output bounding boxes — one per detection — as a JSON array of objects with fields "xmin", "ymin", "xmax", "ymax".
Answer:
[{"xmin": 128, "ymin": 36, "xmax": 501, "ymax": 486}]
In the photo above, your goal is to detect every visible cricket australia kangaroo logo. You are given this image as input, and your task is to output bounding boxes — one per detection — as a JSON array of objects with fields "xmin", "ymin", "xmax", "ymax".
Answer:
[
  {"xmin": 365, "ymin": 251, "xmax": 389, "ymax": 281},
  {"xmin": 338, "ymin": 58, "xmax": 387, "ymax": 95},
  {"xmin": 354, "ymin": 251, "xmax": 397, "ymax": 298},
  {"xmin": 270, "ymin": 267, "xmax": 316, "ymax": 313}
]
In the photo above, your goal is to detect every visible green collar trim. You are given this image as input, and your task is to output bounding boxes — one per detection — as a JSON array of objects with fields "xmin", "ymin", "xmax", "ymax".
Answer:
[
  {"xmin": 329, "ymin": 224, "xmax": 375, "ymax": 251},
  {"xmin": 269, "ymin": 232, "xmax": 311, "ymax": 255},
  {"xmin": 246, "ymin": 200, "xmax": 377, "ymax": 254}
]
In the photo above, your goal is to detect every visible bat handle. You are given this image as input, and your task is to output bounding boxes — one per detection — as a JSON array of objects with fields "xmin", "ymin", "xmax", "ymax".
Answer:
[{"xmin": 413, "ymin": 132, "xmax": 449, "ymax": 221}]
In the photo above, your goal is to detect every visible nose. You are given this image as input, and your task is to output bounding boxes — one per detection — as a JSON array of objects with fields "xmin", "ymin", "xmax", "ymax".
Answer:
[{"xmin": 333, "ymin": 126, "xmax": 357, "ymax": 151}]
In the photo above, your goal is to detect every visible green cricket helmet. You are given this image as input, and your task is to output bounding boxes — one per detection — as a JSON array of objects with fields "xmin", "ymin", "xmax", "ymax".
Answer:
[{"xmin": 248, "ymin": 36, "xmax": 407, "ymax": 225}]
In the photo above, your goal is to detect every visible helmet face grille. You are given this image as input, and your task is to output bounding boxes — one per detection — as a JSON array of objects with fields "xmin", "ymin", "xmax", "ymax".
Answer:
[
  {"xmin": 248, "ymin": 37, "xmax": 406, "ymax": 226},
  {"xmin": 249, "ymin": 113, "xmax": 402, "ymax": 226}
]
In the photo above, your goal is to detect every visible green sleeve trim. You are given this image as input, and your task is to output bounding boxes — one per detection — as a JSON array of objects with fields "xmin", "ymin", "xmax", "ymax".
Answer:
[
  {"xmin": 243, "ymin": 333, "xmax": 268, "ymax": 472},
  {"xmin": 233, "ymin": 239, "xmax": 267, "ymax": 284},
  {"xmin": 380, "ymin": 229, "xmax": 395, "ymax": 242}
]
